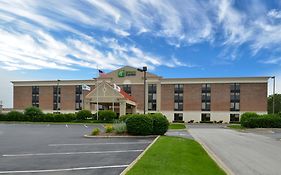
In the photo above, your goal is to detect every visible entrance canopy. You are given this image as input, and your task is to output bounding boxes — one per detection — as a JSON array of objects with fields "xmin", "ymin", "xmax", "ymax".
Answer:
[{"xmin": 84, "ymin": 81, "xmax": 136, "ymax": 116}]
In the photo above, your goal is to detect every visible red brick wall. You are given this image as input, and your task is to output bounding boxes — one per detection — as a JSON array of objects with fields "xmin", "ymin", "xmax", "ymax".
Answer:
[
  {"xmin": 240, "ymin": 83, "xmax": 267, "ymax": 111},
  {"xmin": 39, "ymin": 86, "xmax": 53, "ymax": 110},
  {"xmin": 161, "ymin": 84, "xmax": 174, "ymax": 111},
  {"xmin": 184, "ymin": 84, "xmax": 201, "ymax": 111},
  {"xmin": 14, "ymin": 86, "xmax": 32, "ymax": 110},
  {"xmin": 131, "ymin": 85, "xmax": 144, "ymax": 110},
  {"xmin": 61, "ymin": 86, "xmax": 75, "ymax": 110},
  {"xmin": 211, "ymin": 84, "xmax": 230, "ymax": 111}
]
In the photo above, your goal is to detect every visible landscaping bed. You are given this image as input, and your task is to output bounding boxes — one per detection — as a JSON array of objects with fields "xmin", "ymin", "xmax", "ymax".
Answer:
[
  {"xmin": 169, "ymin": 123, "xmax": 186, "ymax": 129},
  {"xmin": 126, "ymin": 136, "xmax": 226, "ymax": 175}
]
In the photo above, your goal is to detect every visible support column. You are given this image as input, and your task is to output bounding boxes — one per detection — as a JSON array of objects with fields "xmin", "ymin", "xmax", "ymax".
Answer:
[
  {"xmin": 84, "ymin": 99, "xmax": 91, "ymax": 111},
  {"xmin": 120, "ymin": 101, "xmax": 126, "ymax": 116}
]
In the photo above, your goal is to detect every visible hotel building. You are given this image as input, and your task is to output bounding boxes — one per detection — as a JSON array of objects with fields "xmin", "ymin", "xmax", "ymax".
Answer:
[{"xmin": 12, "ymin": 66, "xmax": 268, "ymax": 122}]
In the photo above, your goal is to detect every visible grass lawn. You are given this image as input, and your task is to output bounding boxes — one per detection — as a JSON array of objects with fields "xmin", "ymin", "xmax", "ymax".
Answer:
[
  {"xmin": 227, "ymin": 124, "xmax": 245, "ymax": 130},
  {"xmin": 169, "ymin": 123, "xmax": 186, "ymax": 129},
  {"xmin": 126, "ymin": 136, "xmax": 226, "ymax": 175}
]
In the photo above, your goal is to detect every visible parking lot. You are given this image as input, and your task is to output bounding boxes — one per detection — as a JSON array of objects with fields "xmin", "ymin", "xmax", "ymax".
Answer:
[{"xmin": 0, "ymin": 124, "xmax": 154, "ymax": 175}]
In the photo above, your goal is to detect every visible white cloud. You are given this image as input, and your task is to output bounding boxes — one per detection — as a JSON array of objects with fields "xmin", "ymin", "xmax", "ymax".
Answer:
[{"xmin": 267, "ymin": 9, "xmax": 281, "ymax": 19}]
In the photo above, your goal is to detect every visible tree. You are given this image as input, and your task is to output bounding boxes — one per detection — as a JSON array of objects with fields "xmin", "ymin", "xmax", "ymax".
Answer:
[{"xmin": 268, "ymin": 94, "xmax": 281, "ymax": 114}]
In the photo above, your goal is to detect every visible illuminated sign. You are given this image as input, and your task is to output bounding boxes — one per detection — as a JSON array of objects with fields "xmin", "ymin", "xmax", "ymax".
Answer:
[{"xmin": 118, "ymin": 70, "xmax": 136, "ymax": 77}]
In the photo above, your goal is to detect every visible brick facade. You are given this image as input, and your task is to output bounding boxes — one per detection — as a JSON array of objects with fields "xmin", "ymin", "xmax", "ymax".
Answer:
[
  {"xmin": 184, "ymin": 84, "xmax": 201, "ymax": 111},
  {"xmin": 161, "ymin": 84, "xmax": 174, "ymax": 111},
  {"xmin": 131, "ymin": 85, "xmax": 144, "ymax": 110},
  {"xmin": 39, "ymin": 86, "xmax": 53, "ymax": 110},
  {"xmin": 211, "ymin": 83, "xmax": 231, "ymax": 111},
  {"xmin": 14, "ymin": 86, "xmax": 32, "ymax": 110},
  {"xmin": 240, "ymin": 83, "xmax": 267, "ymax": 111},
  {"xmin": 61, "ymin": 86, "xmax": 75, "ymax": 110}
]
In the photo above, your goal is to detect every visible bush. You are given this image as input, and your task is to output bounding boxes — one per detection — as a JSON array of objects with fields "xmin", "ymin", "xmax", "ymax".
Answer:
[
  {"xmin": 91, "ymin": 128, "xmax": 100, "ymax": 135},
  {"xmin": 76, "ymin": 110, "xmax": 92, "ymax": 120},
  {"xmin": 64, "ymin": 113, "xmax": 77, "ymax": 121},
  {"xmin": 98, "ymin": 110, "xmax": 117, "ymax": 122},
  {"xmin": 24, "ymin": 107, "xmax": 43, "ymax": 118},
  {"xmin": 149, "ymin": 113, "xmax": 169, "ymax": 135},
  {"xmin": 105, "ymin": 124, "xmax": 113, "ymax": 133},
  {"xmin": 6, "ymin": 111, "xmax": 25, "ymax": 121},
  {"xmin": 0, "ymin": 113, "xmax": 7, "ymax": 121},
  {"xmin": 126, "ymin": 114, "xmax": 153, "ymax": 135},
  {"xmin": 240, "ymin": 112, "xmax": 259, "ymax": 127},
  {"xmin": 113, "ymin": 121, "xmax": 127, "ymax": 134},
  {"xmin": 119, "ymin": 114, "xmax": 132, "ymax": 122}
]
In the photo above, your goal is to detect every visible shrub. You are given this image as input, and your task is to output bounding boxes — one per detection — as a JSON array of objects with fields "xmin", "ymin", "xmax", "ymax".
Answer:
[
  {"xmin": 113, "ymin": 121, "xmax": 127, "ymax": 134},
  {"xmin": 24, "ymin": 107, "xmax": 43, "ymax": 118},
  {"xmin": 105, "ymin": 124, "xmax": 113, "ymax": 133},
  {"xmin": 76, "ymin": 110, "xmax": 92, "ymax": 120},
  {"xmin": 43, "ymin": 113, "xmax": 55, "ymax": 122},
  {"xmin": 6, "ymin": 111, "xmax": 25, "ymax": 121},
  {"xmin": 0, "ymin": 113, "xmax": 7, "ymax": 121},
  {"xmin": 98, "ymin": 110, "xmax": 117, "ymax": 122},
  {"xmin": 240, "ymin": 112, "xmax": 259, "ymax": 127},
  {"xmin": 126, "ymin": 114, "xmax": 153, "ymax": 135},
  {"xmin": 149, "ymin": 113, "xmax": 169, "ymax": 135},
  {"xmin": 91, "ymin": 128, "xmax": 100, "ymax": 135},
  {"xmin": 119, "ymin": 114, "xmax": 132, "ymax": 122},
  {"xmin": 64, "ymin": 113, "xmax": 77, "ymax": 121}
]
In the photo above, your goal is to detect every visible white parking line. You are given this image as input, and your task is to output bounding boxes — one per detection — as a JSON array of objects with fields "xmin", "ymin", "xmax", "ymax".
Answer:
[
  {"xmin": 0, "ymin": 165, "xmax": 129, "ymax": 174},
  {"xmin": 48, "ymin": 141, "xmax": 151, "ymax": 146},
  {"xmin": 65, "ymin": 124, "xmax": 68, "ymax": 128},
  {"xmin": 2, "ymin": 149, "xmax": 143, "ymax": 157},
  {"xmin": 84, "ymin": 124, "xmax": 88, "ymax": 128}
]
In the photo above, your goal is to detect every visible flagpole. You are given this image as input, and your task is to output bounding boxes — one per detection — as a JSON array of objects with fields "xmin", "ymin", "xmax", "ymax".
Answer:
[{"xmin": 96, "ymin": 66, "xmax": 99, "ymax": 120}]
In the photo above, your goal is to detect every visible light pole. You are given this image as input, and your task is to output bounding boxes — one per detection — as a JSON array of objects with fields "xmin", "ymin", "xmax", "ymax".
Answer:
[
  {"xmin": 137, "ymin": 66, "xmax": 147, "ymax": 114},
  {"xmin": 271, "ymin": 76, "xmax": 276, "ymax": 114},
  {"xmin": 56, "ymin": 79, "xmax": 60, "ymax": 113}
]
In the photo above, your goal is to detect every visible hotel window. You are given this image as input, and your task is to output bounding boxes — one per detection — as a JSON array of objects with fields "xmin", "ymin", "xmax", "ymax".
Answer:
[
  {"xmin": 230, "ymin": 83, "xmax": 240, "ymax": 111},
  {"xmin": 230, "ymin": 114, "xmax": 240, "ymax": 122},
  {"xmin": 174, "ymin": 113, "xmax": 183, "ymax": 121},
  {"xmin": 32, "ymin": 86, "xmax": 39, "ymax": 107},
  {"xmin": 120, "ymin": 85, "xmax": 131, "ymax": 95},
  {"xmin": 53, "ymin": 86, "xmax": 61, "ymax": 110},
  {"xmin": 174, "ymin": 84, "xmax": 183, "ymax": 111},
  {"xmin": 148, "ymin": 84, "xmax": 157, "ymax": 111},
  {"xmin": 202, "ymin": 84, "xmax": 211, "ymax": 111},
  {"xmin": 201, "ymin": 113, "xmax": 210, "ymax": 122},
  {"xmin": 75, "ymin": 85, "xmax": 82, "ymax": 110}
]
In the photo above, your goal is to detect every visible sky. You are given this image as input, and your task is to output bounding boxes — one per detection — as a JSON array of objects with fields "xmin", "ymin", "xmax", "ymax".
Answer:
[{"xmin": 0, "ymin": 0, "xmax": 281, "ymax": 108}]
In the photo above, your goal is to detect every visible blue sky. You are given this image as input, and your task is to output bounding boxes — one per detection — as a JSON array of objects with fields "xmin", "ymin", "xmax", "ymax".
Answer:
[{"xmin": 0, "ymin": 0, "xmax": 281, "ymax": 107}]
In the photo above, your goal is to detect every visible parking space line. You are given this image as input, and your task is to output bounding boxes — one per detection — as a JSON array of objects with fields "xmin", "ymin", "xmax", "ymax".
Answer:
[
  {"xmin": 65, "ymin": 124, "xmax": 68, "ymax": 128},
  {"xmin": 0, "ymin": 165, "xmax": 129, "ymax": 174},
  {"xmin": 2, "ymin": 149, "xmax": 143, "ymax": 157},
  {"xmin": 48, "ymin": 141, "xmax": 151, "ymax": 147},
  {"xmin": 84, "ymin": 124, "xmax": 88, "ymax": 128}
]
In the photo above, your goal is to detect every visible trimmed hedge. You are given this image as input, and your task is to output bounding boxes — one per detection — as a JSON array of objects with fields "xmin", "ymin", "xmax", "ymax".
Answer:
[
  {"xmin": 98, "ymin": 110, "xmax": 117, "ymax": 122},
  {"xmin": 6, "ymin": 111, "xmax": 26, "ymax": 121},
  {"xmin": 24, "ymin": 107, "xmax": 43, "ymax": 118},
  {"xmin": 126, "ymin": 114, "xmax": 153, "ymax": 135},
  {"xmin": 76, "ymin": 110, "xmax": 92, "ymax": 120},
  {"xmin": 241, "ymin": 112, "xmax": 281, "ymax": 128},
  {"xmin": 149, "ymin": 113, "xmax": 169, "ymax": 135}
]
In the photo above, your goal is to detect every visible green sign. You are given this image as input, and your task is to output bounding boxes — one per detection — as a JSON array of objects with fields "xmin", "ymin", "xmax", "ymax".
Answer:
[{"xmin": 118, "ymin": 70, "xmax": 125, "ymax": 77}]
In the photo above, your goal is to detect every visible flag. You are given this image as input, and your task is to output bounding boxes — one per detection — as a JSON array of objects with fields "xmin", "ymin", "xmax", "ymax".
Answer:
[
  {"xmin": 99, "ymin": 69, "xmax": 106, "ymax": 77},
  {"xmin": 113, "ymin": 83, "xmax": 121, "ymax": 92},
  {"xmin": 82, "ymin": 84, "xmax": 91, "ymax": 91}
]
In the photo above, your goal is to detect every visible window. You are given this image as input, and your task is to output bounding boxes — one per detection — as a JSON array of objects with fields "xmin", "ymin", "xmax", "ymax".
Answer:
[
  {"xmin": 53, "ymin": 86, "xmax": 61, "ymax": 110},
  {"xmin": 32, "ymin": 86, "xmax": 39, "ymax": 107},
  {"xmin": 230, "ymin": 83, "xmax": 240, "ymax": 111},
  {"xmin": 148, "ymin": 84, "xmax": 157, "ymax": 111},
  {"xmin": 201, "ymin": 113, "xmax": 210, "ymax": 122},
  {"xmin": 230, "ymin": 114, "xmax": 239, "ymax": 122},
  {"xmin": 75, "ymin": 85, "xmax": 82, "ymax": 110},
  {"xmin": 174, "ymin": 113, "xmax": 183, "ymax": 121},
  {"xmin": 202, "ymin": 84, "xmax": 211, "ymax": 111},
  {"xmin": 120, "ymin": 85, "xmax": 131, "ymax": 95},
  {"xmin": 174, "ymin": 84, "xmax": 184, "ymax": 111}
]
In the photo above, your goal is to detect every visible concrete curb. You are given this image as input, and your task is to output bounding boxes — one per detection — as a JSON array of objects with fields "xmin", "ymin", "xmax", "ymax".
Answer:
[
  {"xmin": 189, "ymin": 130, "xmax": 234, "ymax": 175},
  {"xmin": 84, "ymin": 134, "xmax": 158, "ymax": 138},
  {"xmin": 120, "ymin": 135, "xmax": 160, "ymax": 175}
]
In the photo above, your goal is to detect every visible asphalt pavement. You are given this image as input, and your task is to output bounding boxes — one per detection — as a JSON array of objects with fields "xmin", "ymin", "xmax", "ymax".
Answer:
[
  {"xmin": 0, "ymin": 123, "xmax": 154, "ymax": 175},
  {"xmin": 189, "ymin": 125, "xmax": 281, "ymax": 175}
]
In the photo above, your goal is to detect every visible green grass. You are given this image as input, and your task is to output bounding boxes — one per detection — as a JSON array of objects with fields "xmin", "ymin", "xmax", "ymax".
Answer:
[
  {"xmin": 227, "ymin": 124, "xmax": 245, "ymax": 130},
  {"xmin": 126, "ymin": 136, "xmax": 226, "ymax": 175},
  {"xmin": 168, "ymin": 123, "xmax": 186, "ymax": 129}
]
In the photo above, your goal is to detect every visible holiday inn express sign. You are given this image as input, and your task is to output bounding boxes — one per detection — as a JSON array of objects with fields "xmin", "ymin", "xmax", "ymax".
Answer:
[{"xmin": 118, "ymin": 70, "xmax": 136, "ymax": 77}]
